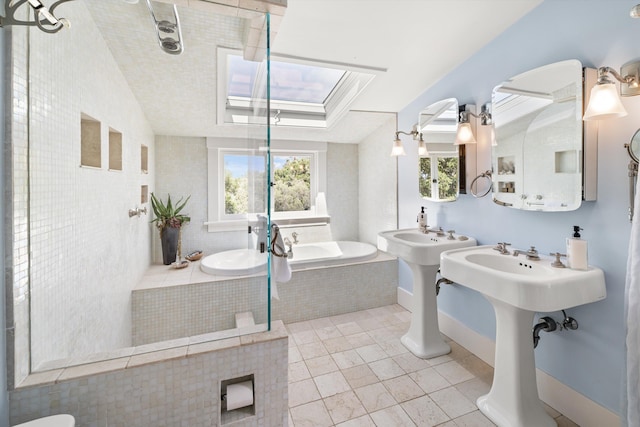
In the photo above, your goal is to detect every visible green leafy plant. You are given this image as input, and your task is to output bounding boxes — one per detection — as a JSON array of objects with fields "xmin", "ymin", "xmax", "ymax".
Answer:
[{"xmin": 150, "ymin": 193, "xmax": 191, "ymax": 230}]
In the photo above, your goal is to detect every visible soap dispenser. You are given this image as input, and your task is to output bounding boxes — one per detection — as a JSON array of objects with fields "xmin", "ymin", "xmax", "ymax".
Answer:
[
  {"xmin": 566, "ymin": 225, "xmax": 588, "ymax": 270},
  {"xmin": 417, "ymin": 206, "xmax": 427, "ymax": 232}
]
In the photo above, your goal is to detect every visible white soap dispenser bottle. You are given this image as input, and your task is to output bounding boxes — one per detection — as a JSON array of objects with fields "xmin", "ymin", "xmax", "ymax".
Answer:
[
  {"xmin": 566, "ymin": 225, "xmax": 588, "ymax": 270},
  {"xmin": 417, "ymin": 206, "xmax": 427, "ymax": 232}
]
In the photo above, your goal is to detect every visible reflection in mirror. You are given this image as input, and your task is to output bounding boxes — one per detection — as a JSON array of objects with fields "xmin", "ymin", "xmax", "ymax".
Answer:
[
  {"xmin": 625, "ymin": 129, "xmax": 640, "ymax": 221},
  {"xmin": 418, "ymin": 98, "xmax": 459, "ymax": 202},
  {"xmin": 492, "ymin": 60, "xmax": 584, "ymax": 211}
]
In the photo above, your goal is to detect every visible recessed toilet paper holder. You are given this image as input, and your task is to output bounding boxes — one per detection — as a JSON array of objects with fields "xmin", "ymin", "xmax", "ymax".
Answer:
[{"xmin": 220, "ymin": 374, "xmax": 255, "ymax": 424}]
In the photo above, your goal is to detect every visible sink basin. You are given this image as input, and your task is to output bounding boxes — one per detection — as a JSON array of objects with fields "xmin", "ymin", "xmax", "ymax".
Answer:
[
  {"xmin": 377, "ymin": 228, "xmax": 477, "ymax": 359},
  {"xmin": 440, "ymin": 245, "xmax": 606, "ymax": 427},
  {"xmin": 377, "ymin": 228, "xmax": 477, "ymax": 266},
  {"xmin": 440, "ymin": 245, "xmax": 606, "ymax": 312}
]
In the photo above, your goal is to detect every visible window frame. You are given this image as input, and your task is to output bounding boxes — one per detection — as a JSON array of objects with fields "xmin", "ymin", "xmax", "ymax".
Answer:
[
  {"xmin": 419, "ymin": 153, "xmax": 459, "ymax": 202},
  {"xmin": 206, "ymin": 138, "xmax": 328, "ymax": 232}
]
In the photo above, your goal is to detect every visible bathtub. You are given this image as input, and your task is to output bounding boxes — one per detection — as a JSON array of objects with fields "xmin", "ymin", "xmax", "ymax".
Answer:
[{"xmin": 200, "ymin": 241, "xmax": 378, "ymax": 276}]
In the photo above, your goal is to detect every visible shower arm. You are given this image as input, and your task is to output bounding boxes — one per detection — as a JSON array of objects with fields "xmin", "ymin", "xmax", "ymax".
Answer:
[{"xmin": 0, "ymin": 0, "xmax": 74, "ymax": 34}]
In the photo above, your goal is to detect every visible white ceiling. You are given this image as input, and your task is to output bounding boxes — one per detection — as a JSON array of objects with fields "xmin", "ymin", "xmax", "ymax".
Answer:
[{"xmin": 86, "ymin": 0, "xmax": 542, "ymax": 143}]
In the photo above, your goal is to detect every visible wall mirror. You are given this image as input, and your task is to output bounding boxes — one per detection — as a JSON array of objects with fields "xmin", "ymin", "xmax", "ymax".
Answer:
[
  {"xmin": 418, "ymin": 98, "xmax": 459, "ymax": 202},
  {"xmin": 491, "ymin": 59, "xmax": 587, "ymax": 211},
  {"xmin": 625, "ymin": 129, "xmax": 640, "ymax": 221}
]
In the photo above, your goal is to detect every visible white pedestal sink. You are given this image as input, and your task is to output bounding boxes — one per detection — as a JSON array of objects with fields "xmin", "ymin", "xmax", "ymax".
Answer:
[
  {"xmin": 440, "ymin": 245, "xmax": 606, "ymax": 427},
  {"xmin": 377, "ymin": 229, "xmax": 477, "ymax": 358}
]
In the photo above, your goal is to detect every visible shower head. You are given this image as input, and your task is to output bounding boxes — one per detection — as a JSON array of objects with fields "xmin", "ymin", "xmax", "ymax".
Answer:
[
  {"xmin": 631, "ymin": 4, "xmax": 640, "ymax": 18},
  {"xmin": 145, "ymin": 0, "xmax": 184, "ymax": 55}
]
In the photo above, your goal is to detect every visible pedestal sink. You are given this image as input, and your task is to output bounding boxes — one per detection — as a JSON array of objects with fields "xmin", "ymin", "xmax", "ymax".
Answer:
[
  {"xmin": 440, "ymin": 245, "xmax": 606, "ymax": 427},
  {"xmin": 377, "ymin": 229, "xmax": 477, "ymax": 358}
]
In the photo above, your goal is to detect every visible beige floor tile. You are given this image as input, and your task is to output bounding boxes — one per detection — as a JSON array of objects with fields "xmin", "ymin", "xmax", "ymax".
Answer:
[
  {"xmin": 455, "ymin": 377, "xmax": 491, "ymax": 403},
  {"xmin": 426, "ymin": 353, "xmax": 453, "ymax": 366},
  {"xmin": 354, "ymin": 383, "xmax": 397, "ymax": 412},
  {"xmin": 453, "ymin": 410, "xmax": 496, "ymax": 426},
  {"xmin": 382, "ymin": 375, "xmax": 425, "ymax": 403},
  {"xmin": 289, "ymin": 378, "xmax": 321, "ymax": 408},
  {"xmin": 309, "ymin": 317, "xmax": 334, "ymax": 330},
  {"xmin": 305, "ymin": 355, "xmax": 339, "ymax": 377},
  {"xmin": 401, "ymin": 395, "xmax": 450, "ymax": 426},
  {"xmin": 409, "ymin": 367, "xmax": 450, "ymax": 394},
  {"xmin": 368, "ymin": 358, "xmax": 406, "ymax": 381},
  {"xmin": 377, "ymin": 338, "xmax": 409, "ymax": 357},
  {"xmin": 356, "ymin": 316, "xmax": 386, "ymax": 331},
  {"xmin": 345, "ymin": 332, "xmax": 375, "ymax": 348},
  {"xmin": 392, "ymin": 352, "xmax": 432, "ymax": 373},
  {"xmin": 368, "ymin": 326, "xmax": 400, "ymax": 344},
  {"xmin": 323, "ymin": 391, "xmax": 367, "ymax": 424},
  {"xmin": 289, "ymin": 360, "xmax": 311, "ymax": 383},
  {"xmin": 287, "ymin": 320, "xmax": 314, "ymax": 334},
  {"xmin": 292, "ymin": 329, "xmax": 321, "ymax": 345},
  {"xmin": 298, "ymin": 341, "xmax": 329, "ymax": 360},
  {"xmin": 336, "ymin": 321, "xmax": 365, "ymax": 336},
  {"xmin": 289, "ymin": 345, "xmax": 302, "ymax": 363},
  {"xmin": 322, "ymin": 336, "xmax": 353, "ymax": 354},
  {"xmin": 332, "ymin": 349, "xmax": 366, "ymax": 369},
  {"xmin": 356, "ymin": 344, "xmax": 388, "ymax": 363},
  {"xmin": 335, "ymin": 414, "xmax": 376, "ymax": 426},
  {"xmin": 290, "ymin": 400, "xmax": 333, "ymax": 427},
  {"xmin": 369, "ymin": 405, "xmax": 415, "ymax": 427},
  {"xmin": 457, "ymin": 353, "xmax": 493, "ymax": 379},
  {"xmin": 342, "ymin": 364, "xmax": 380, "ymax": 389},
  {"xmin": 429, "ymin": 386, "xmax": 476, "ymax": 419},
  {"xmin": 314, "ymin": 371, "xmax": 351, "ymax": 398},
  {"xmin": 316, "ymin": 325, "xmax": 343, "ymax": 340},
  {"xmin": 433, "ymin": 360, "xmax": 475, "ymax": 385}
]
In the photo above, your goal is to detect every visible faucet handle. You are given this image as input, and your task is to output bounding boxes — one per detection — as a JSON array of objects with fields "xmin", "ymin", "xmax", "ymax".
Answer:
[
  {"xmin": 446, "ymin": 230, "xmax": 456, "ymax": 240},
  {"xmin": 494, "ymin": 242, "xmax": 511, "ymax": 254},
  {"xmin": 549, "ymin": 252, "xmax": 567, "ymax": 268}
]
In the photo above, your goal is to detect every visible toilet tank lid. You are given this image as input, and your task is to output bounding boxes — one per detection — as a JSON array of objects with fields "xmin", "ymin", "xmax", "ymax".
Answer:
[{"xmin": 13, "ymin": 414, "xmax": 75, "ymax": 427}]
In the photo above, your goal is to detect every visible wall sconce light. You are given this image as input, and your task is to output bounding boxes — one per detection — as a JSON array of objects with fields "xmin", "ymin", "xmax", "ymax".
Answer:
[
  {"xmin": 392, "ymin": 126, "xmax": 427, "ymax": 156},
  {"xmin": 454, "ymin": 104, "xmax": 492, "ymax": 145},
  {"xmin": 583, "ymin": 61, "xmax": 640, "ymax": 120},
  {"xmin": 0, "ymin": 0, "xmax": 73, "ymax": 33}
]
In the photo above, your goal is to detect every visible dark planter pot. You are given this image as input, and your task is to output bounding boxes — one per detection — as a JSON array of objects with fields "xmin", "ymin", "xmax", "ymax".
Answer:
[{"xmin": 160, "ymin": 226, "xmax": 180, "ymax": 265}]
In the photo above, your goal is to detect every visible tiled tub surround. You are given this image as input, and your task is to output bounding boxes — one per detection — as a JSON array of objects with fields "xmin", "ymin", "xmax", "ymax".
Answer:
[
  {"xmin": 132, "ymin": 253, "xmax": 397, "ymax": 345},
  {"xmin": 9, "ymin": 322, "xmax": 289, "ymax": 426}
]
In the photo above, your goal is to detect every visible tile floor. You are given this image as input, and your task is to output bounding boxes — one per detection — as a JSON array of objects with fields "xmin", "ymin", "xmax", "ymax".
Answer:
[{"xmin": 285, "ymin": 304, "xmax": 579, "ymax": 427}]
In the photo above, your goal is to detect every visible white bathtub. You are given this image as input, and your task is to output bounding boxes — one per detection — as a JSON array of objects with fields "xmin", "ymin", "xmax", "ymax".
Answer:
[{"xmin": 200, "ymin": 241, "xmax": 378, "ymax": 276}]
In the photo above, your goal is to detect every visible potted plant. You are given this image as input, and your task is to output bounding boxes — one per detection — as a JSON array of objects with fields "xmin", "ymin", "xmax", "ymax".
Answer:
[{"xmin": 150, "ymin": 192, "xmax": 191, "ymax": 265}]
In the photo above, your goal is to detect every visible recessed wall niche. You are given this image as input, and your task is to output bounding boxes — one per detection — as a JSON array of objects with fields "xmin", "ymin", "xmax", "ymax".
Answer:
[
  {"xmin": 109, "ymin": 127, "xmax": 123, "ymax": 171},
  {"xmin": 141, "ymin": 185, "xmax": 148, "ymax": 204},
  {"xmin": 141, "ymin": 145, "xmax": 148, "ymax": 174},
  {"xmin": 80, "ymin": 113, "xmax": 101, "ymax": 168}
]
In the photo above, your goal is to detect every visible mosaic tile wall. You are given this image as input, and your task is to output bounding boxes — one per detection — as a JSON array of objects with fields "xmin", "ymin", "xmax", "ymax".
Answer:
[
  {"xmin": 9, "ymin": 2, "xmax": 156, "ymax": 382},
  {"xmin": 9, "ymin": 326, "xmax": 289, "ymax": 426},
  {"xmin": 132, "ymin": 258, "xmax": 397, "ymax": 344}
]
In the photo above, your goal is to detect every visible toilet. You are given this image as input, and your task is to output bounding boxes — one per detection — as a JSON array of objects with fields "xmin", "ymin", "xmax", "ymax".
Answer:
[{"xmin": 13, "ymin": 414, "xmax": 75, "ymax": 427}]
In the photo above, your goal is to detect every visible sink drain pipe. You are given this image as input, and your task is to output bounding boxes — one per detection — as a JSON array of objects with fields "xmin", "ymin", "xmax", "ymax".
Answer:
[
  {"xmin": 533, "ymin": 310, "xmax": 578, "ymax": 348},
  {"xmin": 435, "ymin": 269, "xmax": 453, "ymax": 296}
]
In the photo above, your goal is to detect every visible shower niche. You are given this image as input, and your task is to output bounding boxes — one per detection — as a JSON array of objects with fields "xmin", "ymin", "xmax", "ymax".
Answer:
[{"xmin": 80, "ymin": 113, "xmax": 101, "ymax": 168}]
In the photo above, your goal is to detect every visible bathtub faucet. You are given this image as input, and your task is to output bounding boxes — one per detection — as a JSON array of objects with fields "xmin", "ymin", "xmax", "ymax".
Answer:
[
  {"xmin": 292, "ymin": 232, "xmax": 299, "ymax": 244},
  {"xmin": 250, "ymin": 214, "xmax": 268, "ymax": 253},
  {"xmin": 283, "ymin": 237, "xmax": 294, "ymax": 258}
]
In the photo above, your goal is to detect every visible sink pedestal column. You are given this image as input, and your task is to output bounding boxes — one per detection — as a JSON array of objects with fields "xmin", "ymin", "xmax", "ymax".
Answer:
[
  {"xmin": 478, "ymin": 297, "xmax": 556, "ymax": 427},
  {"xmin": 401, "ymin": 262, "xmax": 450, "ymax": 359}
]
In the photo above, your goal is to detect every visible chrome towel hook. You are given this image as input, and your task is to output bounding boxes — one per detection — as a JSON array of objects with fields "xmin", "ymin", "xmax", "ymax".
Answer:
[{"xmin": 0, "ymin": 0, "xmax": 74, "ymax": 34}]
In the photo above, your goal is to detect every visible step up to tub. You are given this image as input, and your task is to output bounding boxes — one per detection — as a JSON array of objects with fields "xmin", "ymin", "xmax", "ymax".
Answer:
[{"xmin": 235, "ymin": 312, "xmax": 255, "ymax": 329}]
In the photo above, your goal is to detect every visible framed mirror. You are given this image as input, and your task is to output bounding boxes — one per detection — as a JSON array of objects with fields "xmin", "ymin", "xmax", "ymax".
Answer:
[
  {"xmin": 491, "ymin": 60, "xmax": 585, "ymax": 211},
  {"xmin": 418, "ymin": 98, "xmax": 459, "ymax": 202},
  {"xmin": 625, "ymin": 129, "xmax": 640, "ymax": 221}
]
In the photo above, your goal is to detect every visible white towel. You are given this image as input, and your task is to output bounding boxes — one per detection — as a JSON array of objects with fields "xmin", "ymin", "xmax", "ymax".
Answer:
[
  {"xmin": 270, "ymin": 225, "xmax": 292, "ymax": 300},
  {"xmin": 626, "ymin": 173, "xmax": 640, "ymax": 426}
]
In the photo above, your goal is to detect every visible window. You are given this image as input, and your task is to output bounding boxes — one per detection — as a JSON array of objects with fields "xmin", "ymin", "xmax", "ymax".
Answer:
[
  {"xmin": 218, "ymin": 48, "xmax": 378, "ymax": 129},
  {"xmin": 419, "ymin": 155, "xmax": 459, "ymax": 202},
  {"xmin": 207, "ymin": 139, "xmax": 327, "ymax": 231}
]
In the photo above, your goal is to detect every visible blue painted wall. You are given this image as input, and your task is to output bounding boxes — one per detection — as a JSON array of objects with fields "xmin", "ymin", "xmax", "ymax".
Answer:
[{"xmin": 397, "ymin": 0, "xmax": 640, "ymax": 415}]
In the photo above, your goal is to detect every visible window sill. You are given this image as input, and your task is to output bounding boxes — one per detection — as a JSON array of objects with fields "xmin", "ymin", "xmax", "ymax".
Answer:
[{"xmin": 206, "ymin": 216, "xmax": 330, "ymax": 232}]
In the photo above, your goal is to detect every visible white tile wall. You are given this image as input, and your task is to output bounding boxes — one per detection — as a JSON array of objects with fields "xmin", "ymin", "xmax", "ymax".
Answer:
[
  {"xmin": 9, "ymin": 1, "xmax": 156, "ymax": 382},
  {"xmin": 359, "ymin": 116, "xmax": 398, "ymax": 244}
]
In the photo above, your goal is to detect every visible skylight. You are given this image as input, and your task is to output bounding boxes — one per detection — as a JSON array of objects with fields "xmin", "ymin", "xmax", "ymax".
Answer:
[{"xmin": 218, "ymin": 48, "xmax": 376, "ymax": 129}]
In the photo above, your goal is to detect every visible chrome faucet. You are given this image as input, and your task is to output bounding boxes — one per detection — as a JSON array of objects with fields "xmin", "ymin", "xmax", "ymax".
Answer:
[
  {"xmin": 513, "ymin": 246, "xmax": 540, "ymax": 261},
  {"xmin": 494, "ymin": 242, "xmax": 511, "ymax": 255},
  {"xmin": 283, "ymin": 237, "xmax": 293, "ymax": 258},
  {"xmin": 291, "ymin": 232, "xmax": 299, "ymax": 244}
]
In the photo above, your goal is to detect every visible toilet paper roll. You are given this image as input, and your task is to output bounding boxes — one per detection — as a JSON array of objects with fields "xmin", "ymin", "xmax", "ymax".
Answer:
[{"xmin": 226, "ymin": 380, "xmax": 254, "ymax": 411}]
